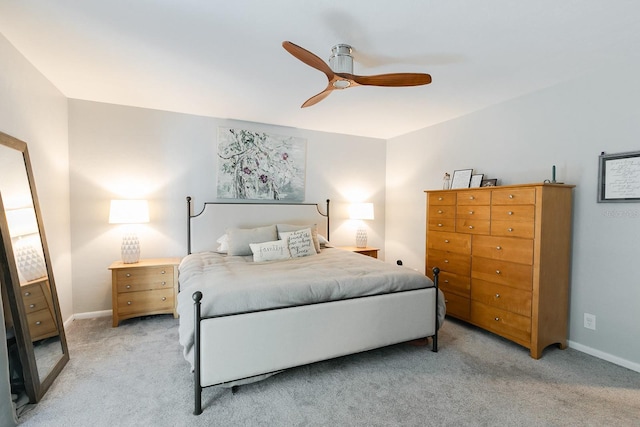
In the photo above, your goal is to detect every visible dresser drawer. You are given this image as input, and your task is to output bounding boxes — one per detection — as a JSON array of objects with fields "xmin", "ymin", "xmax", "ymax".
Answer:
[
  {"xmin": 428, "ymin": 249, "xmax": 471, "ymax": 277},
  {"xmin": 428, "ymin": 192, "xmax": 457, "ymax": 205},
  {"xmin": 116, "ymin": 266, "xmax": 175, "ymax": 293},
  {"xmin": 427, "ymin": 231, "xmax": 471, "ymax": 254},
  {"xmin": 471, "ymin": 301, "xmax": 531, "ymax": 345},
  {"xmin": 442, "ymin": 292, "xmax": 470, "ymax": 321},
  {"xmin": 471, "ymin": 279, "xmax": 531, "ymax": 317},
  {"xmin": 428, "ymin": 217, "xmax": 456, "ymax": 232},
  {"xmin": 457, "ymin": 191, "xmax": 490, "ymax": 206},
  {"xmin": 491, "ymin": 204, "xmax": 535, "ymax": 222},
  {"xmin": 437, "ymin": 271, "xmax": 470, "ymax": 297},
  {"xmin": 472, "ymin": 235, "xmax": 534, "ymax": 265},
  {"xmin": 117, "ymin": 288, "xmax": 175, "ymax": 316},
  {"xmin": 491, "ymin": 188, "xmax": 535, "ymax": 205},
  {"xmin": 456, "ymin": 205, "xmax": 490, "ymax": 220},
  {"xmin": 456, "ymin": 218, "xmax": 490, "ymax": 235},
  {"xmin": 491, "ymin": 220, "xmax": 535, "ymax": 239},
  {"xmin": 428, "ymin": 204, "xmax": 456, "ymax": 219},
  {"xmin": 21, "ymin": 283, "xmax": 48, "ymax": 314},
  {"xmin": 27, "ymin": 309, "xmax": 57, "ymax": 340},
  {"xmin": 471, "ymin": 257, "xmax": 532, "ymax": 290}
]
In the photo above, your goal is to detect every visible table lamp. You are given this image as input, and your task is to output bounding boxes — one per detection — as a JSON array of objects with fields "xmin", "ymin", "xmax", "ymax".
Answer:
[
  {"xmin": 109, "ymin": 199, "xmax": 149, "ymax": 263},
  {"xmin": 348, "ymin": 202, "xmax": 374, "ymax": 248}
]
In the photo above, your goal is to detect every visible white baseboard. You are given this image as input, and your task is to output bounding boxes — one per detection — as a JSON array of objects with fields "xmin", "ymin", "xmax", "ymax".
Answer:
[
  {"xmin": 68, "ymin": 310, "xmax": 112, "ymax": 323},
  {"xmin": 568, "ymin": 340, "xmax": 640, "ymax": 373}
]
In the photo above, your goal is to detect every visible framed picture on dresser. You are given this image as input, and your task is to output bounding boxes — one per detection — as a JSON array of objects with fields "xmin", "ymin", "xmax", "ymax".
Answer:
[
  {"xmin": 470, "ymin": 174, "xmax": 484, "ymax": 188},
  {"xmin": 450, "ymin": 169, "xmax": 473, "ymax": 189}
]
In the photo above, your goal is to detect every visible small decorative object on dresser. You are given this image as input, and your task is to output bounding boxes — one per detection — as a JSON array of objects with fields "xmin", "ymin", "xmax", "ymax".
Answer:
[
  {"xmin": 425, "ymin": 183, "xmax": 575, "ymax": 359},
  {"xmin": 450, "ymin": 169, "xmax": 473, "ymax": 189},
  {"xmin": 109, "ymin": 257, "xmax": 181, "ymax": 327},
  {"xmin": 481, "ymin": 178, "xmax": 497, "ymax": 187},
  {"xmin": 470, "ymin": 174, "xmax": 484, "ymax": 188},
  {"xmin": 338, "ymin": 246, "xmax": 379, "ymax": 258}
]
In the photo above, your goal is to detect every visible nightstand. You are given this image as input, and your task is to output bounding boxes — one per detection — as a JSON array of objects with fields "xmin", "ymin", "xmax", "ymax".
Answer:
[
  {"xmin": 338, "ymin": 246, "xmax": 379, "ymax": 259},
  {"xmin": 109, "ymin": 257, "xmax": 181, "ymax": 327}
]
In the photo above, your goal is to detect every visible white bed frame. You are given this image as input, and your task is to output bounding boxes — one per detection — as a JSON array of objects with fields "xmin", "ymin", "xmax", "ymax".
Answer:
[{"xmin": 184, "ymin": 197, "xmax": 440, "ymax": 415}]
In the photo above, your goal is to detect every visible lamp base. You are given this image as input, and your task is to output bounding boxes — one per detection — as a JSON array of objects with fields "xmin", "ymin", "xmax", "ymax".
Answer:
[
  {"xmin": 121, "ymin": 231, "xmax": 140, "ymax": 264},
  {"xmin": 355, "ymin": 227, "xmax": 368, "ymax": 248}
]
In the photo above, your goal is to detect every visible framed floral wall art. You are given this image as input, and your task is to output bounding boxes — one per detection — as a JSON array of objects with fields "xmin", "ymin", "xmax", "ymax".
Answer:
[{"xmin": 217, "ymin": 127, "xmax": 306, "ymax": 200}]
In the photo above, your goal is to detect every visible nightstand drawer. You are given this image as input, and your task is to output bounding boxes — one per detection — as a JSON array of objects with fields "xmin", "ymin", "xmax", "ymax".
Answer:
[
  {"xmin": 26, "ymin": 309, "xmax": 57, "ymax": 339},
  {"xmin": 116, "ymin": 266, "xmax": 175, "ymax": 291},
  {"xmin": 117, "ymin": 288, "xmax": 175, "ymax": 316}
]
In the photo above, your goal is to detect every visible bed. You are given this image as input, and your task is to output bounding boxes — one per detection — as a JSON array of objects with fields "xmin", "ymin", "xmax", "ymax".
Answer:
[{"xmin": 178, "ymin": 198, "xmax": 444, "ymax": 415}]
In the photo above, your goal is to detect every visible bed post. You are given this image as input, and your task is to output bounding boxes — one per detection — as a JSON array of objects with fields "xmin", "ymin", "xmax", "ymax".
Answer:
[
  {"xmin": 187, "ymin": 197, "xmax": 192, "ymax": 255},
  {"xmin": 432, "ymin": 267, "xmax": 440, "ymax": 353},
  {"xmin": 193, "ymin": 291, "xmax": 203, "ymax": 415},
  {"xmin": 326, "ymin": 199, "xmax": 330, "ymax": 242}
]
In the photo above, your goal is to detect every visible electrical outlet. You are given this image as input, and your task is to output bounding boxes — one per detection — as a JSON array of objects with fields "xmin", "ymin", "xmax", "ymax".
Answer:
[{"xmin": 584, "ymin": 313, "xmax": 596, "ymax": 330}]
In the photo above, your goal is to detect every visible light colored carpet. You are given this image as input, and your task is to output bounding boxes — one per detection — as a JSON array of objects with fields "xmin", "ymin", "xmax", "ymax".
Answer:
[{"xmin": 17, "ymin": 315, "xmax": 640, "ymax": 426}]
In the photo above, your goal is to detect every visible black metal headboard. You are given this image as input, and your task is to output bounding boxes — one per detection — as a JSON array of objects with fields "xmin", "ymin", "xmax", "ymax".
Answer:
[{"xmin": 186, "ymin": 197, "xmax": 330, "ymax": 255}]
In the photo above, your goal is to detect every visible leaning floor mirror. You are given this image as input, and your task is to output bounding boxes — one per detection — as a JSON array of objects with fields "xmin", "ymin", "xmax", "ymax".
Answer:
[{"xmin": 0, "ymin": 131, "xmax": 69, "ymax": 405}]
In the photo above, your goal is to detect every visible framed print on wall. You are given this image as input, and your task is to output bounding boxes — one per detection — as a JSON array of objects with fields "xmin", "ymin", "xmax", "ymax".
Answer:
[
  {"xmin": 470, "ymin": 174, "xmax": 484, "ymax": 188},
  {"xmin": 598, "ymin": 150, "xmax": 640, "ymax": 202},
  {"xmin": 450, "ymin": 169, "xmax": 473, "ymax": 189}
]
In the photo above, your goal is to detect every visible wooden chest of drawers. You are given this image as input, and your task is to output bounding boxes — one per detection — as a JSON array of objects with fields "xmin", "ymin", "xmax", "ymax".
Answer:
[
  {"xmin": 425, "ymin": 183, "xmax": 574, "ymax": 359},
  {"xmin": 109, "ymin": 257, "xmax": 181, "ymax": 327},
  {"xmin": 21, "ymin": 278, "xmax": 58, "ymax": 341}
]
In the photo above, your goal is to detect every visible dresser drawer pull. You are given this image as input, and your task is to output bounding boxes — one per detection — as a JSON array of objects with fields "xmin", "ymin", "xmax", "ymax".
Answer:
[
  {"xmin": 469, "ymin": 196, "xmax": 474, "ymax": 200},
  {"xmin": 509, "ymin": 194, "xmax": 514, "ymax": 199},
  {"xmin": 438, "ymin": 209, "xmax": 443, "ymax": 214},
  {"xmin": 161, "ymin": 270, "xmax": 166, "ymax": 274},
  {"xmin": 445, "ymin": 299, "xmax": 449, "ymax": 303},
  {"xmin": 469, "ymin": 211, "xmax": 474, "ymax": 215},
  {"xmin": 438, "ymin": 197, "xmax": 443, "ymax": 201},
  {"xmin": 127, "ymin": 301, "xmax": 132, "ymax": 305},
  {"xmin": 126, "ymin": 285, "xmax": 131, "ymax": 289},
  {"xmin": 444, "ymin": 279, "xmax": 449, "ymax": 283},
  {"xmin": 29, "ymin": 304, "xmax": 36, "ymax": 308},
  {"xmin": 494, "ymin": 317, "xmax": 500, "ymax": 321},
  {"xmin": 496, "ymin": 270, "xmax": 501, "ymax": 274},
  {"xmin": 496, "ymin": 246, "xmax": 502, "ymax": 250},
  {"xmin": 438, "ymin": 223, "xmax": 443, "ymax": 227},
  {"xmin": 444, "ymin": 239, "xmax": 450, "ymax": 243},
  {"xmin": 161, "ymin": 281, "xmax": 167, "ymax": 286},
  {"xmin": 495, "ymin": 293, "xmax": 500, "ymax": 298},
  {"xmin": 35, "ymin": 321, "xmax": 42, "ymax": 325},
  {"xmin": 468, "ymin": 225, "xmax": 474, "ymax": 229},
  {"xmin": 444, "ymin": 259, "xmax": 449, "ymax": 263},
  {"xmin": 161, "ymin": 297, "xmax": 167, "ymax": 301},
  {"xmin": 126, "ymin": 273, "xmax": 131, "ymax": 277},
  {"xmin": 508, "ymin": 211, "xmax": 513, "ymax": 215},
  {"xmin": 24, "ymin": 292, "xmax": 31, "ymax": 297},
  {"xmin": 507, "ymin": 228, "xmax": 513, "ymax": 232}
]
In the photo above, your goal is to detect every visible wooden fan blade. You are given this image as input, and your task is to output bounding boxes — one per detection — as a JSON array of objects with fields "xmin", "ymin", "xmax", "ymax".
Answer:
[
  {"xmin": 301, "ymin": 86, "xmax": 334, "ymax": 108},
  {"xmin": 350, "ymin": 73, "xmax": 432, "ymax": 87},
  {"xmin": 282, "ymin": 41, "xmax": 335, "ymax": 80}
]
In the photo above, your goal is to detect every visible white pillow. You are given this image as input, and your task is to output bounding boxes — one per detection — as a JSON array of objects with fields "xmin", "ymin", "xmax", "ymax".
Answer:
[
  {"xmin": 277, "ymin": 223, "xmax": 321, "ymax": 253},
  {"xmin": 280, "ymin": 228, "xmax": 317, "ymax": 258},
  {"xmin": 216, "ymin": 234, "xmax": 229, "ymax": 253},
  {"xmin": 227, "ymin": 225, "xmax": 278, "ymax": 256},
  {"xmin": 249, "ymin": 239, "xmax": 291, "ymax": 262}
]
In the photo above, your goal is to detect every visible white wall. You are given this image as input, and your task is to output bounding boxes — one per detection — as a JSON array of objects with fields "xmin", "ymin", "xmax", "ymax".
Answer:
[
  {"xmin": 0, "ymin": 34, "xmax": 72, "ymax": 322},
  {"xmin": 68, "ymin": 100, "xmax": 386, "ymax": 314},
  {"xmin": 386, "ymin": 63, "xmax": 640, "ymax": 370}
]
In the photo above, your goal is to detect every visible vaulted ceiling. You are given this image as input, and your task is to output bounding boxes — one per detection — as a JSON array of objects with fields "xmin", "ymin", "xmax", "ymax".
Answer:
[{"xmin": 1, "ymin": 1, "xmax": 639, "ymax": 138}]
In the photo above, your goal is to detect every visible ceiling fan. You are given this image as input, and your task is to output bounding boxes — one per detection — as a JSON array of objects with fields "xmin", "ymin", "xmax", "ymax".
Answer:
[{"xmin": 282, "ymin": 41, "xmax": 432, "ymax": 108}]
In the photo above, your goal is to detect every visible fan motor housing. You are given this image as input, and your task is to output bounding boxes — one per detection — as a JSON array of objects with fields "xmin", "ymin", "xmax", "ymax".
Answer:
[{"xmin": 329, "ymin": 44, "xmax": 354, "ymax": 74}]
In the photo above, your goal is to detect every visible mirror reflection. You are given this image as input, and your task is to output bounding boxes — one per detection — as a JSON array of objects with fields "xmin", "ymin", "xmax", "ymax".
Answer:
[{"xmin": 0, "ymin": 136, "xmax": 67, "ymax": 401}]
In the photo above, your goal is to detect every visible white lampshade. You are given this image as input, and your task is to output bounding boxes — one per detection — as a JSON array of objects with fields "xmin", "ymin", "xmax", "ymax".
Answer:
[
  {"xmin": 109, "ymin": 200, "xmax": 150, "ymax": 224},
  {"xmin": 348, "ymin": 203, "xmax": 374, "ymax": 220},
  {"xmin": 5, "ymin": 207, "xmax": 39, "ymax": 237}
]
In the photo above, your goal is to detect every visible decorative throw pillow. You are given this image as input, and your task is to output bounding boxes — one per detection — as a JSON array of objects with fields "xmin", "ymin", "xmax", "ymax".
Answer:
[
  {"xmin": 249, "ymin": 239, "xmax": 291, "ymax": 262},
  {"xmin": 227, "ymin": 225, "xmax": 278, "ymax": 256},
  {"xmin": 215, "ymin": 234, "xmax": 229, "ymax": 253},
  {"xmin": 277, "ymin": 223, "xmax": 321, "ymax": 253},
  {"xmin": 280, "ymin": 228, "xmax": 317, "ymax": 258}
]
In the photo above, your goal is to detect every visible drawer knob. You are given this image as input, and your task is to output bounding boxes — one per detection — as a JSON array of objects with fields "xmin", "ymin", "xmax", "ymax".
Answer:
[
  {"xmin": 438, "ymin": 209, "xmax": 443, "ymax": 214},
  {"xmin": 35, "ymin": 321, "xmax": 42, "ymax": 325},
  {"xmin": 161, "ymin": 281, "xmax": 167, "ymax": 286},
  {"xmin": 496, "ymin": 246, "xmax": 502, "ymax": 250},
  {"xmin": 437, "ymin": 223, "xmax": 443, "ymax": 227},
  {"xmin": 494, "ymin": 317, "xmax": 500, "ymax": 321},
  {"xmin": 468, "ymin": 225, "xmax": 474, "ymax": 229},
  {"xmin": 161, "ymin": 270, "xmax": 166, "ymax": 274},
  {"xmin": 469, "ymin": 211, "xmax": 474, "ymax": 215},
  {"xmin": 496, "ymin": 270, "xmax": 501, "ymax": 274},
  {"xmin": 469, "ymin": 196, "xmax": 474, "ymax": 200},
  {"xmin": 507, "ymin": 228, "xmax": 513, "ymax": 232},
  {"xmin": 126, "ymin": 273, "xmax": 131, "ymax": 277},
  {"xmin": 508, "ymin": 211, "xmax": 513, "ymax": 215},
  {"xmin": 444, "ymin": 279, "xmax": 449, "ymax": 283},
  {"xmin": 161, "ymin": 297, "xmax": 167, "ymax": 301},
  {"xmin": 438, "ymin": 197, "xmax": 443, "ymax": 201},
  {"xmin": 509, "ymin": 194, "xmax": 514, "ymax": 199},
  {"xmin": 444, "ymin": 239, "xmax": 450, "ymax": 243},
  {"xmin": 127, "ymin": 301, "xmax": 132, "ymax": 305},
  {"xmin": 24, "ymin": 292, "xmax": 31, "ymax": 296},
  {"xmin": 445, "ymin": 299, "xmax": 449, "ymax": 303},
  {"xmin": 495, "ymin": 293, "xmax": 500, "ymax": 298},
  {"xmin": 444, "ymin": 259, "xmax": 449, "ymax": 263},
  {"xmin": 29, "ymin": 304, "xmax": 35, "ymax": 308},
  {"xmin": 126, "ymin": 285, "xmax": 131, "ymax": 289}
]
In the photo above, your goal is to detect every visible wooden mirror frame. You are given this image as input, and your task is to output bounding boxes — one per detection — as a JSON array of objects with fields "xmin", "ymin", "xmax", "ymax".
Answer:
[{"xmin": 0, "ymin": 131, "xmax": 69, "ymax": 403}]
